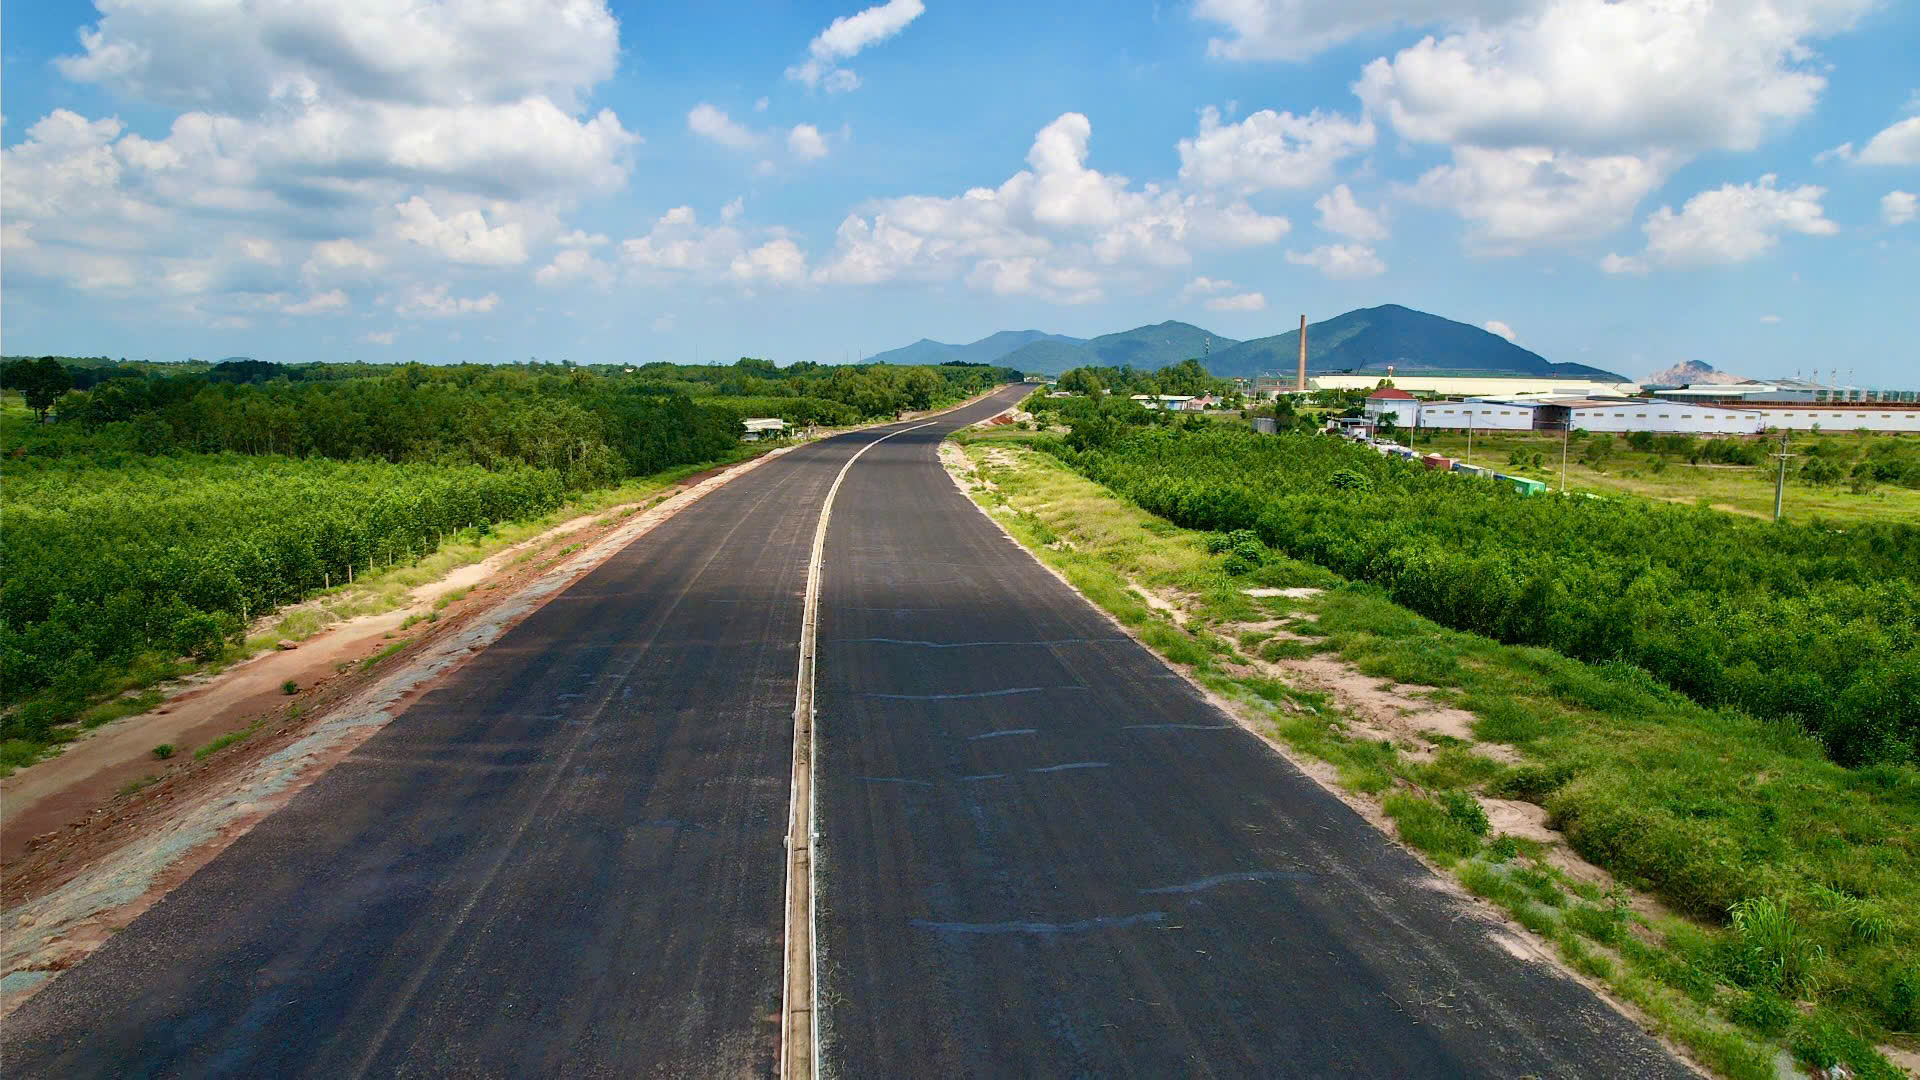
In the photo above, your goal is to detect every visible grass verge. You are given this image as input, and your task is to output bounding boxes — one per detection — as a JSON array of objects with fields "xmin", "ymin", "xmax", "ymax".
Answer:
[{"xmin": 949, "ymin": 428, "xmax": 1918, "ymax": 1079}]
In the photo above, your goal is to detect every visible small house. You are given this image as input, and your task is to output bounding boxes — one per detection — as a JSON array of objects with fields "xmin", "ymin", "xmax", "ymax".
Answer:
[{"xmin": 741, "ymin": 417, "xmax": 788, "ymax": 441}]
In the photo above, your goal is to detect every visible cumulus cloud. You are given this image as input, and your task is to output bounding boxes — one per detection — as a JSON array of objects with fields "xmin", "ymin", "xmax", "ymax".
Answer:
[
  {"xmin": 814, "ymin": 112, "xmax": 1290, "ymax": 301},
  {"xmin": 1350, "ymin": 0, "xmax": 1869, "ymax": 255},
  {"xmin": 534, "ymin": 248, "xmax": 615, "ymax": 288},
  {"xmin": 787, "ymin": 0, "xmax": 925, "ymax": 92},
  {"xmin": 1884, "ymin": 190, "xmax": 1918, "ymax": 226},
  {"xmin": 1602, "ymin": 174, "xmax": 1837, "ymax": 272},
  {"xmin": 1193, "ymin": 0, "xmax": 1526, "ymax": 61},
  {"xmin": 3, "ymin": 0, "xmax": 635, "ymax": 324},
  {"xmin": 1483, "ymin": 319, "xmax": 1518, "ymax": 342},
  {"xmin": 1286, "ymin": 243, "xmax": 1387, "ymax": 278},
  {"xmin": 1207, "ymin": 291, "xmax": 1267, "ymax": 312},
  {"xmin": 1406, "ymin": 145, "xmax": 1671, "ymax": 252},
  {"xmin": 1355, "ymin": 0, "xmax": 1863, "ymax": 155},
  {"xmin": 1314, "ymin": 184, "xmax": 1388, "ymax": 242},
  {"xmin": 1177, "ymin": 106, "xmax": 1374, "ymax": 193},
  {"xmin": 622, "ymin": 206, "xmax": 809, "ymax": 287},
  {"xmin": 1856, "ymin": 117, "xmax": 1920, "ymax": 165},
  {"xmin": 392, "ymin": 282, "xmax": 502, "ymax": 317},
  {"xmin": 391, "ymin": 196, "xmax": 528, "ymax": 266},
  {"xmin": 284, "ymin": 289, "xmax": 349, "ymax": 315},
  {"xmin": 1180, "ymin": 276, "xmax": 1236, "ymax": 298},
  {"xmin": 1759, "ymin": 313, "xmax": 1783, "ymax": 323},
  {"xmin": 789, "ymin": 124, "xmax": 830, "ymax": 160},
  {"xmin": 55, "ymin": 0, "xmax": 621, "ymax": 113},
  {"xmin": 689, "ymin": 104, "xmax": 761, "ymax": 150}
]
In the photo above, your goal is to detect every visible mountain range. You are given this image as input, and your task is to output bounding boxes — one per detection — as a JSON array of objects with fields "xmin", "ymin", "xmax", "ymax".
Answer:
[{"xmin": 867, "ymin": 304, "xmax": 1626, "ymax": 382}]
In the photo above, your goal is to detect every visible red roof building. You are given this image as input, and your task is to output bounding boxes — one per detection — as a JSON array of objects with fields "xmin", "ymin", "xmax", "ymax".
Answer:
[{"xmin": 1366, "ymin": 387, "xmax": 1416, "ymax": 400}]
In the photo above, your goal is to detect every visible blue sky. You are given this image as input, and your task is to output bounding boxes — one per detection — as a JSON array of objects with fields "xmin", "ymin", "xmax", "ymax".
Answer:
[{"xmin": 3, "ymin": 0, "xmax": 1917, "ymax": 384}]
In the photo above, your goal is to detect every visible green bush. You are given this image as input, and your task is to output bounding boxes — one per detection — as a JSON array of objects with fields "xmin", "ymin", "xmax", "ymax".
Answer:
[
  {"xmin": 1046, "ymin": 425, "xmax": 1920, "ymax": 767},
  {"xmin": 1384, "ymin": 791, "xmax": 1484, "ymax": 862},
  {"xmin": 1728, "ymin": 896, "xmax": 1823, "ymax": 995}
]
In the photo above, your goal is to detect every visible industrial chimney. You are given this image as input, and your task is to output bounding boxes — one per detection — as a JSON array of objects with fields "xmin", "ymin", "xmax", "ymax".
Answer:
[{"xmin": 1296, "ymin": 314, "xmax": 1308, "ymax": 392}]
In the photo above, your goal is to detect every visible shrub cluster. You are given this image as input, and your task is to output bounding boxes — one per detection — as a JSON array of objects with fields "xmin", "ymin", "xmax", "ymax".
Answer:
[{"xmin": 1050, "ymin": 425, "xmax": 1920, "ymax": 766}]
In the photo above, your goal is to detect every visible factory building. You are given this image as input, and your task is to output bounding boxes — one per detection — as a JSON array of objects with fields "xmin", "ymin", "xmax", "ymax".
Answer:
[
  {"xmin": 1311, "ymin": 374, "xmax": 1641, "ymax": 398},
  {"xmin": 1413, "ymin": 400, "xmax": 1539, "ymax": 431},
  {"xmin": 1738, "ymin": 404, "xmax": 1920, "ymax": 433},
  {"xmin": 1536, "ymin": 400, "xmax": 1765, "ymax": 435}
]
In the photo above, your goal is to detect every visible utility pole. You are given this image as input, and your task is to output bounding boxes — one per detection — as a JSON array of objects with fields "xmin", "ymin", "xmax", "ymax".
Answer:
[
  {"xmin": 1559, "ymin": 419, "xmax": 1570, "ymax": 493},
  {"xmin": 1770, "ymin": 430, "xmax": 1795, "ymax": 522}
]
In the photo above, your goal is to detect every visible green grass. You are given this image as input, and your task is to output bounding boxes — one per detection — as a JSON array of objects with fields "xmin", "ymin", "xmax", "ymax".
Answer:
[
  {"xmin": 1412, "ymin": 428, "xmax": 1920, "ymax": 526},
  {"xmin": 358, "ymin": 639, "xmax": 412, "ymax": 672},
  {"xmin": 193, "ymin": 719, "xmax": 265, "ymax": 761},
  {"xmin": 949, "ymin": 430, "xmax": 1918, "ymax": 1078}
]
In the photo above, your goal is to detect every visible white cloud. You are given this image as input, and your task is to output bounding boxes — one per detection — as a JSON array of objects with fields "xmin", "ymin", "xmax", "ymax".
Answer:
[
  {"xmin": 1857, "ymin": 117, "xmax": 1920, "ymax": 165},
  {"xmin": 1354, "ymin": 0, "xmax": 1864, "ymax": 157},
  {"xmin": 1349, "ymin": 0, "xmax": 1868, "ymax": 254},
  {"xmin": 1759, "ymin": 313, "xmax": 1783, "ymax": 323},
  {"xmin": 1180, "ymin": 275, "xmax": 1236, "ymax": 298},
  {"xmin": 56, "ymin": 0, "xmax": 621, "ymax": 113},
  {"xmin": 1314, "ymin": 184, "xmax": 1388, "ymax": 242},
  {"xmin": 1407, "ymin": 145, "xmax": 1671, "ymax": 252},
  {"xmin": 789, "ymin": 124, "xmax": 830, "ymax": 160},
  {"xmin": 1193, "ymin": 0, "xmax": 1525, "ymax": 61},
  {"xmin": 1483, "ymin": 319, "xmax": 1518, "ymax": 342},
  {"xmin": 651, "ymin": 313, "xmax": 676, "ymax": 332},
  {"xmin": 393, "ymin": 282, "xmax": 502, "ymax": 317},
  {"xmin": 1177, "ymin": 106, "xmax": 1374, "ymax": 193},
  {"xmin": 557, "ymin": 229, "xmax": 609, "ymax": 247},
  {"xmin": 731, "ymin": 233, "xmax": 809, "ymax": 285},
  {"xmin": 787, "ymin": 0, "xmax": 925, "ymax": 92},
  {"xmin": 390, "ymin": 196, "xmax": 528, "ymax": 266},
  {"xmin": 622, "ymin": 206, "xmax": 808, "ymax": 288},
  {"xmin": 1883, "ymin": 190, "xmax": 1918, "ymax": 226},
  {"xmin": 1603, "ymin": 174, "xmax": 1838, "ymax": 271},
  {"xmin": 361, "ymin": 330, "xmax": 396, "ymax": 346},
  {"xmin": 284, "ymin": 289, "xmax": 349, "ymax": 315},
  {"xmin": 754, "ymin": 97, "xmax": 770, "ymax": 113},
  {"xmin": 3, "ymin": 1, "xmax": 635, "ymax": 325},
  {"xmin": 813, "ymin": 112, "xmax": 1291, "ymax": 301},
  {"xmin": 534, "ymin": 248, "xmax": 614, "ymax": 288},
  {"xmin": 1207, "ymin": 291, "xmax": 1267, "ymax": 312},
  {"xmin": 1286, "ymin": 243, "xmax": 1387, "ymax": 278},
  {"xmin": 689, "ymin": 104, "xmax": 761, "ymax": 150},
  {"xmin": 722, "ymin": 197, "xmax": 745, "ymax": 223}
]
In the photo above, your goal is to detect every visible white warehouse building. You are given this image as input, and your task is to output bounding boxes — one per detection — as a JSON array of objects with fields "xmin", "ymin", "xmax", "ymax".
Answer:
[
  {"xmin": 1543, "ymin": 399, "xmax": 1765, "ymax": 435},
  {"xmin": 1414, "ymin": 400, "xmax": 1538, "ymax": 431}
]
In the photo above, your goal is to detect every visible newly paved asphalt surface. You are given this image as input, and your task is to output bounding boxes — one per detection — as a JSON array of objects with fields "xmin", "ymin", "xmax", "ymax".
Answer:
[
  {"xmin": 1, "ymin": 390, "xmax": 1018, "ymax": 1078},
  {"xmin": 4, "ymin": 382, "xmax": 1689, "ymax": 1077},
  {"xmin": 811, "ymin": 421, "xmax": 1689, "ymax": 1077}
]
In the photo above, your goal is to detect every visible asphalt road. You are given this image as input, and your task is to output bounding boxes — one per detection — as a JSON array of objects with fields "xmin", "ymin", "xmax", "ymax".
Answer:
[
  {"xmin": 810, "ymin": 420, "xmax": 1690, "ymax": 1077},
  {"xmin": 0, "ymin": 388, "xmax": 1022, "ymax": 1078},
  {"xmin": 4, "ymin": 382, "xmax": 1688, "ymax": 1078}
]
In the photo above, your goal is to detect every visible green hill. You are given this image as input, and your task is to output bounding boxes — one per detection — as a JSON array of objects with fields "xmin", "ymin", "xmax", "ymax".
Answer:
[
  {"xmin": 865, "ymin": 329, "xmax": 1084, "ymax": 367},
  {"xmin": 862, "ymin": 305, "xmax": 1624, "ymax": 381},
  {"xmin": 1209, "ymin": 305, "xmax": 1625, "ymax": 381},
  {"xmin": 999, "ymin": 320, "xmax": 1237, "ymax": 375}
]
